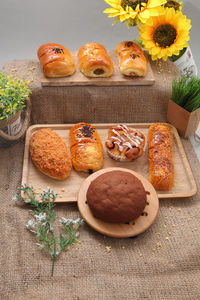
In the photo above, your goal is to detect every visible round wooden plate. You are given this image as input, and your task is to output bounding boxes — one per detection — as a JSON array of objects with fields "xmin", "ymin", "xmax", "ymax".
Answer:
[{"xmin": 77, "ymin": 167, "xmax": 159, "ymax": 238}]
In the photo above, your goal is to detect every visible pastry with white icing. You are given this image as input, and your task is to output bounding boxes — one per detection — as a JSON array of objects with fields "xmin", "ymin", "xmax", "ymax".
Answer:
[{"xmin": 105, "ymin": 124, "xmax": 145, "ymax": 161}]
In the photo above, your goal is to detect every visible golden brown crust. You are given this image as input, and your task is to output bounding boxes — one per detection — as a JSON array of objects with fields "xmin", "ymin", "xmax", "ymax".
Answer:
[
  {"xmin": 30, "ymin": 128, "xmax": 72, "ymax": 180},
  {"xmin": 105, "ymin": 124, "xmax": 145, "ymax": 161},
  {"xmin": 148, "ymin": 123, "xmax": 174, "ymax": 190},
  {"xmin": 37, "ymin": 43, "xmax": 76, "ymax": 77},
  {"xmin": 78, "ymin": 43, "xmax": 114, "ymax": 78},
  {"xmin": 116, "ymin": 41, "xmax": 147, "ymax": 76},
  {"xmin": 69, "ymin": 123, "xmax": 103, "ymax": 173}
]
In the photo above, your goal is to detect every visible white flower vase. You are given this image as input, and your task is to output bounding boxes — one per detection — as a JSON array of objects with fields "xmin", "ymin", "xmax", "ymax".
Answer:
[{"xmin": 174, "ymin": 46, "xmax": 198, "ymax": 77}]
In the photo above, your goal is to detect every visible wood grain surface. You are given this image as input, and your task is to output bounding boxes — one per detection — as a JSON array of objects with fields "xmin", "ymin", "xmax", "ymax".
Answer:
[
  {"xmin": 21, "ymin": 123, "xmax": 197, "ymax": 202},
  {"xmin": 40, "ymin": 51, "xmax": 155, "ymax": 87}
]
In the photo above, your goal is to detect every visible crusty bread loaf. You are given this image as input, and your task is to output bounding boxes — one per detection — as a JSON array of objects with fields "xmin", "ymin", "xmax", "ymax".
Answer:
[
  {"xmin": 37, "ymin": 43, "xmax": 75, "ymax": 77},
  {"xmin": 116, "ymin": 41, "xmax": 147, "ymax": 77},
  {"xmin": 78, "ymin": 43, "xmax": 114, "ymax": 78},
  {"xmin": 69, "ymin": 122, "xmax": 103, "ymax": 173},
  {"xmin": 105, "ymin": 124, "xmax": 145, "ymax": 161},
  {"xmin": 148, "ymin": 123, "xmax": 174, "ymax": 190},
  {"xmin": 30, "ymin": 128, "xmax": 72, "ymax": 180}
]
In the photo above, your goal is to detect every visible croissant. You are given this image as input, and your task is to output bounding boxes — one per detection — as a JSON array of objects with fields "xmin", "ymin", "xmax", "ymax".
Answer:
[
  {"xmin": 37, "ymin": 43, "xmax": 76, "ymax": 77},
  {"xmin": 116, "ymin": 41, "xmax": 147, "ymax": 77},
  {"xmin": 30, "ymin": 128, "xmax": 72, "ymax": 180},
  {"xmin": 148, "ymin": 123, "xmax": 174, "ymax": 190},
  {"xmin": 78, "ymin": 43, "xmax": 114, "ymax": 78},
  {"xmin": 69, "ymin": 123, "xmax": 103, "ymax": 173}
]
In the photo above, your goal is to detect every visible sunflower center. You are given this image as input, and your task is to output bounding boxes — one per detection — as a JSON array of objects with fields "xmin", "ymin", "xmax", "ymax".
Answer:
[
  {"xmin": 121, "ymin": 0, "xmax": 148, "ymax": 11},
  {"xmin": 153, "ymin": 24, "xmax": 177, "ymax": 48},
  {"xmin": 164, "ymin": 0, "xmax": 181, "ymax": 11}
]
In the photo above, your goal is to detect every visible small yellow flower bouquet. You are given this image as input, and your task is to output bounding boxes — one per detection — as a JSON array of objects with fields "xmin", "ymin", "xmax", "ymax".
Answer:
[
  {"xmin": 0, "ymin": 72, "xmax": 31, "ymax": 121},
  {"xmin": 103, "ymin": 0, "xmax": 191, "ymax": 61}
]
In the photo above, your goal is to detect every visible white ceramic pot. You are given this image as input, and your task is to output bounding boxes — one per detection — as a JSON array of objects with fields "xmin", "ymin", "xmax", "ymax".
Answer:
[{"xmin": 174, "ymin": 46, "xmax": 198, "ymax": 77}]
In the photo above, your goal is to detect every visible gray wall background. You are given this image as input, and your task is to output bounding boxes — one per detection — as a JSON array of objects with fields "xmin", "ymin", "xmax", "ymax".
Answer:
[{"xmin": 0, "ymin": 0, "xmax": 199, "ymax": 71}]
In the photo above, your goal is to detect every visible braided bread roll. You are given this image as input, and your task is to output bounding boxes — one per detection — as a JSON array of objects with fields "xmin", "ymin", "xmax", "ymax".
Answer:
[
  {"xmin": 37, "ymin": 43, "xmax": 76, "ymax": 77},
  {"xmin": 78, "ymin": 43, "xmax": 114, "ymax": 78},
  {"xmin": 116, "ymin": 41, "xmax": 147, "ymax": 77}
]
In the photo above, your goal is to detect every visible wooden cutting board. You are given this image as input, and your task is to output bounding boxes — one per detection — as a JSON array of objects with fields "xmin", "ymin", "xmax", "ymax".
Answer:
[
  {"xmin": 21, "ymin": 123, "xmax": 197, "ymax": 203},
  {"xmin": 40, "ymin": 51, "xmax": 155, "ymax": 87}
]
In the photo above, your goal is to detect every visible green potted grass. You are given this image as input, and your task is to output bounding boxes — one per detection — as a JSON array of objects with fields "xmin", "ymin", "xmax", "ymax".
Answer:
[
  {"xmin": 0, "ymin": 72, "xmax": 31, "ymax": 147},
  {"xmin": 167, "ymin": 76, "xmax": 200, "ymax": 138}
]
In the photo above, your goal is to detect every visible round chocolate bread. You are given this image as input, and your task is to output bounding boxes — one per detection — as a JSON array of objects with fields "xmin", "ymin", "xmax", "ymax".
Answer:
[{"xmin": 86, "ymin": 170, "xmax": 147, "ymax": 223}]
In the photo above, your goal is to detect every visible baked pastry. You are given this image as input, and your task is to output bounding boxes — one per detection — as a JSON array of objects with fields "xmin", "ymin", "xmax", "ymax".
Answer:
[
  {"xmin": 37, "ymin": 43, "xmax": 76, "ymax": 77},
  {"xmin": 69, "ymin": 122, "xmax": 103, "ymax": 173},
  {"xmin": 105, "ymin": 124, "xmax": 145, "ymax": 161},
  {"xmin": 30, "ymin": 128, "xmax": 72, "ymax": 180},
  {"xmin": 148, "ymin": 123, "xmax": 174, "ymax": 190},
  {"xmin": 116, "ymin": 41, "xmax": 147, "ymax": 76},
  {"xmin": 78, "ymin": 43, "xmax": 114, "ymax": 77},
  {"xmin": 86, "ymin": 170, "xmax": 147, "ymax": 223}
]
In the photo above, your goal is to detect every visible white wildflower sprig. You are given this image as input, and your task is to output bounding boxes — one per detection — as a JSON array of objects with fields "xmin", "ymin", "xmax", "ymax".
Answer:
[{"xmin": 14, "ymin": 184, "xmax": 83, "ymax": 276}]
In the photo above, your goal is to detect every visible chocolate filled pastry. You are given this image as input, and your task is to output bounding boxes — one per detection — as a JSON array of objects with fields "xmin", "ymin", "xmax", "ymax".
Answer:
[
  {"xmin": 69, "ymin": 123, "xmax": 103, "ymax": 173},
  {"xmin": 116, "ymin": 41, "xmax": 147, "ymax": 76},
  {"xmin": 78, "ymin": 43, "xmax": 114, "ymax": 77},
  {"xmin": 148, "ymin": 123, "xmax": 174, "ymax": 190},
  {"xmin": 30, "ymin": 128, "xmax": 72, "ymax": 180},
  {"xmin": 105, "ymin": 124, "xmax": 145, "ymax": 161},
  {"xmin": 37, "ymin": 43, "xmax": 76, "ymax": 77},
  {"xmin": 86, "ymin": 170, "xmax": 147, "ymax": 223}
]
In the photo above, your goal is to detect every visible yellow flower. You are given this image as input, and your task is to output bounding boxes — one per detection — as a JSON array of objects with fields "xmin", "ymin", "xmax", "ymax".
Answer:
[
  {"xmin": 103, "ymin": 0, "xmax": 167, "ymax": 26},
  {"xmin": 139, "ymin": 7, "xmax": 191, "ymax": 61}
]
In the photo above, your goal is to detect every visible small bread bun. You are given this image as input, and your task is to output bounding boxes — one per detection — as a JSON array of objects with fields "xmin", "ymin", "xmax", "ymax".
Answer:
[
  {"xmin": 30, "ymin": 128, "xmax": 72, "ymax": 180},
  {"xmin": 105, "ymin": 124, "xmax": 145, "ymax": 161},
  {"xmin": 78, "ymin": 43, "xmax": 114, "ymax": 78},
  {"xmin": 116, "ymin": 41, "xmax": 147, "ymax": 77}
]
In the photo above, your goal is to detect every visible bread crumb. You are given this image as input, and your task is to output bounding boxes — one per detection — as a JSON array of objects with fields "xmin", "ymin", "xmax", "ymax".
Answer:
[
  {"xmin": 139, "ymin": 253, "xmax": 143, "ymax": 257},
  {"xmin": 156, "ymin": 242, "xmax": 162, "ymax": 248},
  {"xmin": 61, "ymin": 188, "xmax": 65, "ymax": 192},
  {"xmin": 59, "ymin": 195, "xmax": 62, "ymax": 198},
  {"xmin": 172, "ymin": 224, "xmax": 175, "ymax": 227},
  {"xmin": 181, "ymin": 223, "xmax": 184, "ymax": 226},
  {"xmin": 28, "ymin": 66, "xmax": 37, "ymax": 71},
  {"xmin": 164, "ymin": 225, "xmax": 167, "ymax": 228},
  {"xmin": 165, "ymin": 237, "xmax": 169, "ymax": 240},
  {"xmin": 168, "ymin": 232, "xmax": 172, "ymax": 235},
  {"xmin": 105, "ymin": 246, "xmax": 111, "ymax": 253},
  {"xmin": 122, "ymin": 246, "xmax": 125, "ymax": 249},
  {"xmin": 177, "ymin": 208, "xmax": 182, "ymax": 212}
]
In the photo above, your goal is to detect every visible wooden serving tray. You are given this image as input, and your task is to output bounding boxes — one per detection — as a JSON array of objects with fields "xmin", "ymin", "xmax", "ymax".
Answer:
[
  {"xmin": 21, "ymin": 123, "xmax": 197, "ymax": 202},
  {"xmin": 41, "ymin": 51, "xmax": 155, "ymax": 87}
]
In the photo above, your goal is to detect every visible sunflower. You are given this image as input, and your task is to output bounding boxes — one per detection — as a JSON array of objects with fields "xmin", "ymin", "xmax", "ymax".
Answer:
[
  {"xmin": 139, "ymin": 7, "xmax": 191, "ymax": 61},
  {"xmin": 103, "ymin": 0, "xmax": 167, "ymax": 26}
]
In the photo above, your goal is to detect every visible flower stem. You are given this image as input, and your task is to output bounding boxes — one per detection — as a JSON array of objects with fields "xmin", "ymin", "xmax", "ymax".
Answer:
[{"xmin": 51, "ymin": 236, "xmax": 56, "ymax": 276}]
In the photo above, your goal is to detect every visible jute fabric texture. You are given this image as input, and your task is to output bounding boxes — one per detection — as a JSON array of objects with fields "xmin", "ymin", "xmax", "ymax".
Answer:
[
  {"xmin": 3, "ymin": 57, "xmax": 179, "ymax": 124},
  {"xmin": 1, "ymin": 59, "xmax": 199, "ymax": 300}
]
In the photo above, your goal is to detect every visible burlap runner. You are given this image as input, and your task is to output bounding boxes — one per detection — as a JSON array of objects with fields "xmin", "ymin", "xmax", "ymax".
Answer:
[
  {"xmin": 1, "ymin": 59, "xmax": 199, "ymax": 299},
  {"xmin": 0, "ymin": 138, "xmax": 199, "ymax": 300},
  {"xmin": 3, "ymin": 57, "xmax": 179, "ymax": 124}
]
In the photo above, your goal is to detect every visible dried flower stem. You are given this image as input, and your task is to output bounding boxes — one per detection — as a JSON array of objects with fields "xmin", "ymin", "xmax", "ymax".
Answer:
[{"xmin": 14, "ymin": 184, "xmax": 83, "ymax": 276}]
